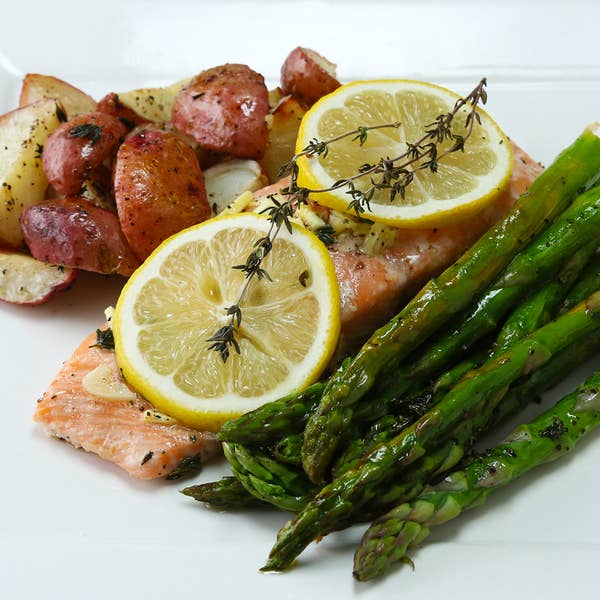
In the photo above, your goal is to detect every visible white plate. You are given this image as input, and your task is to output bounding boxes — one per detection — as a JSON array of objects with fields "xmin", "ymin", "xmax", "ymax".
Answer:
[{"xmin": 1, "ymin": 1, "xmax": 599, "ymax": 598}]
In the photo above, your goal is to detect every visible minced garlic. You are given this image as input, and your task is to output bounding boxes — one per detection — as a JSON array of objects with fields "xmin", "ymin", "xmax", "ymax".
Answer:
[{"xmin": 82, "ymin": 363, "xmax": 137, "ymax": 401}]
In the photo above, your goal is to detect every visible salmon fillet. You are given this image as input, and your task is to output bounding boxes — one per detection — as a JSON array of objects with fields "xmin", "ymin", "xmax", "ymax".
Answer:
[{"xmin": 34, "ymin": 331, "xmax": 221, "ymax": 479}]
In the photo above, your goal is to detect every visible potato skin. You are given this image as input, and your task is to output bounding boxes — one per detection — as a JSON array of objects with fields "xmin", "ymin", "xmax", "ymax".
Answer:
[
  {"xmin": 96, "ymin": 92, "xmax": 150, "ymax": 129},
  {"xmin": 42, "ymin": 112, "xmax": 127, "ymax": 196},
  {"xmin": 114, "ymin": 126, "xmax": 211, "ymax": 261},
  {"xmin": 172, "ymin": 64, "xmax": 269, "ymax": 159},
  {"xmin": 20, "ymin": 197, "xmax": 140, "ymax": 276},
  {"xmin": 280, "ymin": 47, "xmax": 340, "ymax": 107}
]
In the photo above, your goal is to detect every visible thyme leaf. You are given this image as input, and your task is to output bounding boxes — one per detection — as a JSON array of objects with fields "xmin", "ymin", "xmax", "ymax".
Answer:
[
  {"xmin": 91, "ymin": 327, "xmax": 115, "ymax": 350},
  {"xmin": 69, "ymin": 123, "xmax": 103, "ymax": 145}
]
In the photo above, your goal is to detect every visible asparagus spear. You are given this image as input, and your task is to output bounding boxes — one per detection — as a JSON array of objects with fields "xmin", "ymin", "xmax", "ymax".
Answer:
[
  {"xmin": 303, "ymin": 127, "xmax": 600, "ymax": 483},
  {"xmin": 364, "ymin": 329, "xmax": 600, "ymax": 518},
  {"xmin": 494, "ymin": 241, "xmax": 598, "ymax": 350},
  {"xmin": 181, "ymin": 477, "xmax": 267, "ymax": 509},
  {"xmin": 405, "ymin": 239, "xmax": 599, "ymax": 413},
  {"xmin": 263, "ymin": 291, "xmax": 600, "ymax": 570},
  {"xmin": 353, "ymin": 368, "xmax": 600, "ymax": 581},
  {"xmin": 560, "ymin": 251, "xmax": 600, "ymax": 313}
]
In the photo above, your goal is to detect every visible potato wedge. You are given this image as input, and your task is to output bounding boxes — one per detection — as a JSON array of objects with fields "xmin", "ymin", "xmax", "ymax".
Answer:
[
  {"xmin": 19, "ymin": 74, "xmax": 96, "ymax": 118},
  {"xmin": 204, "ymin": 159, "xmax": 268, "ymax": 214},
  {"xmin": 0, "ymin": 99, "xmax": 63, "ymax": 248},
  {"xmin": 114, "ymin": 126, "xmax": 211, "ymax": 260},
  {"xmin": 280, "ymin": 47, "xmax": 340, "ymax": 107},
  {"xmin": 0, "ymin": 250, "xmax": 76, "ymax": 305},
  {"xmin": 21, "ymin": 197, "xmax": 140, "ymax": 276},
  {"xmin": 261, "ymin": 94, "xmax": 306, "ymax": 182},
  {"xmin": 114, "ymin": 78, "xmax": 190, "ymax": 122}
]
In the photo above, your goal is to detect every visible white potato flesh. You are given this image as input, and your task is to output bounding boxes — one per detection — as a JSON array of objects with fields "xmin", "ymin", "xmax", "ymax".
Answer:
[
  {"xmin": 116, "ymin": 78, "xmax": 190, "ymax": 122},
  {"xmin": 19, "ymin": 73, "xmax": 96, "ymax": 118},
  {"xmin": 261, "ymin": 94, "xmax": 306, "ymax": 182},
  {"xmin": 0, "ymin": 98, "xmax": 62, "ymax": 247},
  {"xmin": 0, "ymin": 251, "xmax": 75, "ymax": 305}
]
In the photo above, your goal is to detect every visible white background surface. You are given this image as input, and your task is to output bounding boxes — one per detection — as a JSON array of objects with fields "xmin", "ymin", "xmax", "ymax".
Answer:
[{"xmin": 1, "ymin": 1, "xmax": 599, "ymax": 598}]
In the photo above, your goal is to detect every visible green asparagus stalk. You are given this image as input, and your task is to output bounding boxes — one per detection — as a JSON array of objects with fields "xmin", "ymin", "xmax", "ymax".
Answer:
[
  {"xmin": 560, "ymin": 251, "xmax": 600, "ymax": 313},
  {"xmin": 412, "ymin": 240, "xmax": 599, "ymax": 410},
  {"xmin": 363, "ymin": 328, "xmax": 600, "ymax": 518},
  {"xmin": 263, "ymin": 291, "xmax": 600, "ymax": 570},
  {"xmin": 181, "ymin": 477, "xmax": 267, "ymax": 509},
  {"xmin": 353, "ymin": 368, "xmax": 600, "ymax": 581},
  {"xmin": 494, "ymin": 241, "xmax": 598, "ymax": 350},
  {"xmin": 333, "ymin": 414, "xmax": 412, "ymax": 477},
  {"xmin": 302, "ymin": 127, "xmax": 600, "ymax": 483}
]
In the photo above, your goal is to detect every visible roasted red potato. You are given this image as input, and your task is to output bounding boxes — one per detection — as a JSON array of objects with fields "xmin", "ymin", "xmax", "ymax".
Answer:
[
  {"xmin": 20, "ymin": 198, "xmax": 140, "ymax": 276},
  {"xmin": 96, "ymin": 92, "xmax": 150, "ymax": 129},
  {"xmin": 42, "ymin": 112, "xmax": 127, "ymax": 196},
  {"xmin": 0, "ymin": 250, "xmax": 76, "ymax": 305},
  {"xmin": 114, "ymin": 126, "xmax": 211, "ymax": 261},
  {"xmin": 280, "ymin": 47, "xmax": 340, "ymax": 107},
  {"xmin": 172, "ymin": 64, "xmax": 269, "ymax": 159}
]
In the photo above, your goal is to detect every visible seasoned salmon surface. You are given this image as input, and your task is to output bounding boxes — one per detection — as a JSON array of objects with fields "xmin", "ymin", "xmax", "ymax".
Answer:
[
  {"xmin": 329, "ymin": 142, "xmax": 543, "ymax": 347},
  {"xmin": 34, "ymin": 331, "xmax": 221, "ymax": 479}
]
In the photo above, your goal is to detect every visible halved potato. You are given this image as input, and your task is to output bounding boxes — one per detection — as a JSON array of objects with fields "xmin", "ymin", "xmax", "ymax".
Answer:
[
  {"xmin": 280, "ymin": 47, "xmax": 340, "ymax": 107},
  {"xmin": 0, "ymin": 99, "xmax": 63, "ymax": 248},
  {"xmin": 19, "ymin": 74, "xmax": 96, "ymax": 118},
  {"xmin": 0, "ymin": 250, "xmax": 76, "ymax": 305},
  {"xmin": 114, "ymin": 78, "xmax": 190, "ymax": 122},
  {"xmin": 172, "ymin": 64, "xmax": 269, "ymax": 159},
  {"xmin": 261, "ymin": 94, "xmax": 306, "ymax": 182},
  {"xmin": 20, "ymin": 197, "xmax": 140, "ymax": 276},
  {"xmin": 114, "ymin": 126, "xmax": 211, "ymax": 260}
]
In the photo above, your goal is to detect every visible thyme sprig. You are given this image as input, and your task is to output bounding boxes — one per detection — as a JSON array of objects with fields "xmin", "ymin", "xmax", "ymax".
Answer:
[{"xmin": 207, "ymin": 79, "xmax": 488, "ymax": 362}]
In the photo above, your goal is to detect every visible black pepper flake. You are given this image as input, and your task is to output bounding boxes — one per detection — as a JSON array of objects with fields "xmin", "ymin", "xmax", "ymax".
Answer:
[
  {"xmin": 539, "ymin": 417, "xmax": 567, "ymax": 441},
  {"xmin": 192, "ymin": 93, "xmax": 205, "ymax": 100},
  {"xmin": 141, "ymin": 451, "xmax": 154, "ymax": 465}
]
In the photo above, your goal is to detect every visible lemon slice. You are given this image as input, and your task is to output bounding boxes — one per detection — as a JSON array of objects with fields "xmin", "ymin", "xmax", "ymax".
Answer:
[
  {"xmin": 113, "ymin": 213, "xmax": 341, "ymax": 431},
  {"xmin": 296, "ymin": 79, "xmax": 513, "ymax": 226}
]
